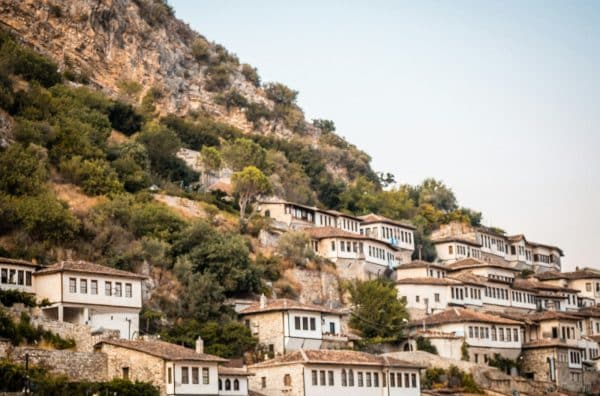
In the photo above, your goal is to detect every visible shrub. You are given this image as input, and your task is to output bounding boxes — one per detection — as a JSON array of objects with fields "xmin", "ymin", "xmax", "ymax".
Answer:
[
  {"xmin": 241, "ymin": 63, "xmax": 260, "ymax": 87},
  {"xmin": 245, "ymin": 102, "xmax": 273, "ymax": 127},
  {"xmin": 461, "ymin": 341, "xmax": 470, "ymax": 361},
  {"xmin": 141, "ymin": 86, "xmax": 163, "ymax": 114},
  {"xmin": 215, "ymin": 89, "xmax": 248, "ymax": 111},
  {"xmin": 134, "ymin": 0, "xmax": 174, "ymax": 27},
  {"xmin": 0, "ymin": 289, "xmax": 38, "ymax": 308},
  {"xmin": 204, "ymin": 64, "xmax": 231, "ymax": 92},
  {"xmin": 0, "ymin": 37, "xmax": 62, "ymax": 87},
  {"xmin": 108, "ymin": 102, "xmax": 143, "ymax": 135},
  {"xmin": 416, "ymin": 336, "xmax": 438, "ymax": 354},
  {"xmin": 0, "ymin": 143, "xmax": 48, "ymax": 196},
  {"xmin": 0, "ymin": 310, "xmax": 75, "ymax": 349},
  {"xmin": 60, "ymin": 156, "xmax": 123, "ymax": 196},
  {"xmin": 264, "ymin": 82, "xmax": 298, "ymax": 106},
  {"xmin": 160, "ymin": 115, "xmax": 222, "ymax": 149},
  {"xmin": 275, "ymin": 231, "xmax": 314, "ymax": 267},
  {"xmin": 117, "ymin": 79, "xmax": 143, "ymax": 99},
  {"xmin": 191, "ymin": 38, "xmax": 210, "ymax": 62}
]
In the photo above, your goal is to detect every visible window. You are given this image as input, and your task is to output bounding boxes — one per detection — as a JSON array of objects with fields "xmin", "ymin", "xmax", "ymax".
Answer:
[
  {"xmin": 181, "ymin": 367, "xmax": 189, "ymax": 384},
  {"xmin": 491, "ymin": 327, "xmax": 497, "ymax": 341},
  {"xmin": 69, "ymin": 278, "xmax": 77, "ymax": 293},
  {"xmin": 295, "ymin": 316, "xmax": 301, "ymax": 330},
  {"xmin": 469, "ymin": 326, "xmax": 473, "ymax": 338},
  {"xmin": 8, "ymin": 269, "xmax": 15, "ymax": 284},
  {"xmin": 348, "ymin": 369, "xmax": 354, "ymax": 386},
  {"xmin": 115, "ymin": 282, "xmax": 122, "ymax": 297},
  {"xmin": 328, "ymin": 370, "xmax": 334, "ymax": 386},
  {"xmin": 125, "ymin": 283, "xmax": 132, "ymax": 298},
  {"xmin": 448, "ymin": 245, "xmax": 453, "ymax": 254},
  {"xmin": 404, "ymin": 373, "xmax": 410, "ymax": 388},
  {"xmin": 397, "ymin": 372, "xmax": 402, "ymax": 387},
  {"xmin": 320, "ymin": 370, "xmax": 326, "ymax": 386},
  {"xmin": 416, "ymin": 295, "xmax": 420, "ymax": 303},
  {"xmin": 586, "ymin": 283, "xmax": 592, "ymax": 292},
  {"xmin": 303, "ymin": 317, "xmax": 309, "ymax": 330},
  {"xmin": 358, "ymin": 372, "xmax": 364, "ymax": 387},
  {"xmin": 390, "ymin": 372, "xmax": 396, "ymax": 387},
  {"xmin": 234, "ymin": 379, "xmax": 239, "ymax": 391},
  {"xmin": 506, "ymin": 328, "xmax": 511, "ymax": 342},
  {"xmin": 411, "ymin": 373, "xmax": 417, "ymax": 387},
  {"xmin": 122, "ymin": 367, "xmax": 129, "ymax": 380},
  {"xmin": 91, "ymin": 280, "xmax": 98, "ymax": 294},
  {"xmin": 192, "ymin": 367, "xmax": 199, "ymax": 384},
  {"xmin": 552, "ymin": 327, "xmax": 558, "ymax": 338},
  {"xmin": 25, "ymin": 272, "xmax": 32, "ymax": 286},
  {"xmin": 17, "ymin": 271, "xmax": 24, "ymax": 285},
  {"xmin": 374, "ymin": 372, "xmax": 379, "ymax": 387},
  {"xmin": 225, "ymin": 379, "xmax": 231, "ymax": 390},
  {"xmin": 168, "ymin": 367, "xmax": 172, "ymax": 384},
  {"xmin": 474, "ymin": 327, "xmax": 479, "ymax": 338},
  {"xmin": 0, "ymin": 269, "xmax": 6, "ymax": 283},
  {"xmin": 105, "ymin": 281, "xmax": 112, "ymax": 296},
  {"xmin": 261, "ymin": 377, "xmax": 266, "ymax": 388},
  {"xmin": 80, "ymin": 279, "xmax": 87, "ymax": 294},
  {"xmin": 434, "ymin": 293, "xmax": 440, "ymax": 302},
  {"xmin": 312, "ymin": 370, "xmax": 318, "ymax": 386},
  {"xmin": 331, "ymin": 241, "xmax": 335, "ymax": 251},
  {"xmin": 310, "ymin": 318, "xmax": 316, "ymax": 331},
  {"xmin": 365, "ymin": 372, "xmax": 371, "ymax": 387},
  {"xmin": 499, "ymin": 328, "xmax": 505, "ymax": 342},
  {"xmin": 341, "ymin": 369, "xmax": 347, "ymax": 386},
  {"xmin": 340, "ymin": 241, "xmax": 345, "ymax": 252},
  {"xmin": 202, "ymin": 367, "xmax": 209, "ymax": 384},
  {"xmin": 329, "ymin": 322, "xmax": 336, "ymax": 334},
  {"xmin": 284, "ymin": 373, "xmax": 292, "ymax": 386},
  {"xmin": 514, "ymin": 329, "xmax": 519, "ymax": 342}
]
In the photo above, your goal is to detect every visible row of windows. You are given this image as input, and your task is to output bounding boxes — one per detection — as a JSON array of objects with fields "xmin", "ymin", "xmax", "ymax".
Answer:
[
  {"xmin": 451, "ymin": 287, "xmax": 481, "ymax": 300},
  {"xmin": 167, "ymin": 366, "xmax": 209, "ymax": 385},
  {"xmin": 488, "ymin": 274, "xmax": 514, "ymax": 283},
  {"xmin": 447, "ymin": 245, "xmax": 481, "ymax": 259},
  {"xmin": 218, "ymin": 378, "xmax": 240, "ymax": 391},
  {"xmin": 511, "ymin": 290, "xmax": 536, "ymax": 304},
  {"xmin": 362, "ymin": 226, "xmax": 413, "ymax": 245},
  {"xmin": 468, "ymin": 326, "xmax": 519, "ymax": 342},
  {"xmin": 285, "ymin": 205, "xmax": 314, "ymax": 222},
  {"xmin": 551, "ymin": 326, "xmax": 577, "ymax": 340},
  {"xmin": 339, "ymin": 218, "xmax": 359, "ymax": 233},
  {"xmin": 569, "ymin": 351, "xmax": 581, "ymax": 364},
  {"xmin": 512, "ymin": 245, "xmax": 533, "ymax": 261},
  {"xmin": 0, "ymin": 268, "xmax": 32, "ymax": 287},
  {"xmin": 368, "ymin": 245, "xmax": 394, "ymax": 262},
  {"xmin": 318, "ymin": 214, "xmax": 334, "ymax": 227},
  {"xmin": 294, "ymin": 316, "xmax": 317, "ymax": 331},
  {"xmin": 338, "ymin": 240, "xmax": 362, "ymax": 254},
  {"xmin": 485, "ymin": 286, "xmax": 509, "ymax": 300},
  {"xmin": 428, "ymin": 269, "xmax": 446, "ymax": 278},
  {"xmin": 480, "ymin": 235, "xmax": 507, "ymax": 253},
  {"xmin": 68, "ymin": 278, "xmax": 132, "ymax": 298},
  {"xmin": 583, "ymin": 348, "xmax": 599, "ymax": 360},
  {"xmin": 309, "ymin": 369, "xmax": 417, "ymax": 388},
  {"xmin": 584, "ymin": 282, "xmax": 600, "ymax": 292}
]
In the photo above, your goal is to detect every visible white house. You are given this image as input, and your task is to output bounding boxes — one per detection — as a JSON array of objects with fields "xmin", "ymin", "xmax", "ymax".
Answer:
[
  {"xmin": 358, "ymin": 213, "xmax": 415, "ymax": 264},
  {"xmin": 410, "ymin": 307, "xmax": 524, "ymax": 362},
  {"xmin": 95, "ymin": 337, "xmax": 247, "ymax": 396},
  {"xmin": 431, "ymin": 237, "xmax": 483, "ymax": 264},
  {"xmin": 249, "ymin": 349, "xmax": 422, "ymax": 396},
  {"xmin": 394, "ymin": 261, "xmax": 448, "ymax": 281},
  {"xmin": 537, "ymin": 268, "xmax": 600, "ymax": 305},
  {"xmin": 34, "ymin": 260, "xmax": 145, "ymax": 339},
  {"xmin": 239, "ymin": 296, "xmax": 348, "ymax": 356},
  {"xmin": 305, "ymin": 227, "xmax": 399, "ymax": 280},
  {"xmin": 0, "ymin": 257, "xmax": 39, "ymax": 294}
]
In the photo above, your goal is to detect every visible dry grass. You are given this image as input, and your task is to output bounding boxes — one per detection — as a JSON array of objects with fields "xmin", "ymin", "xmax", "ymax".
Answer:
[{"xmin": 50, "ymin": 182, "xmax": 104, "ymax": 215}]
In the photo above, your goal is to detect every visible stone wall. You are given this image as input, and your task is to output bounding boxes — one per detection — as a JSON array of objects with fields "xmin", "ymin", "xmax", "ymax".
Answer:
[
  {"xmin": 1, "ymin": 344, "xmax": 107, "ymax": 382},
  {"xmin": 245, "ymin": 311, "xmax": 285, "ymax": 356},
  {"xmin": 517, "ymin": 347, "xmax": 584, "ymax": 393},
  {"xmin": 249, "ymin": 364, "xmax": 304, "ymax": 396},
  {"xmin": 285, "ymin": 268, "xmax": 342, "ymax": 308}
]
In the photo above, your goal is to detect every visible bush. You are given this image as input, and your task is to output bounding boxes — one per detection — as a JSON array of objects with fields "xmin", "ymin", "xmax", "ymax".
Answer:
[
  {"xmin": 0, "ymin": 143, "xmax": 48, "ymax": 196},
  {"xmin": 134, "ymin": 0, "xmax": 173, "ymax": 27},
  {"xmin": 241, "ymin": 63, "xmax": 260, "ymax": 87},
  {"xmin": 416, "ymin": 336, "xmax": 438, "ymax": 354},
  {"xmin": 0, "ymin": 289, "xmax": 38, "ymax": 308},
  {"xmin": 191, "ymin": 38, "xmax": 210, "ymax": 62},
  {"xmin": 204, "ymin": 64, "xmax": 231, "ymax": 92},
  {"xmin": 109, "ymin": 101, "xmax": 143, "ymax": 135},
  {"xmin": 0, "ymin": 36, "xmax": 62, "ymax": 87},
  {"xmin": 275, "ymin": 231, "xmax": 314, "ymax": 267},
  {"xmin": 215, "ymin": 89, "xmax": 248, "ymax": 111},
  {"xmin": 60, "ymin": 156, "xmax": 123, "ymax": 196},
  {"xmin": 245, "ymin": 102, "xmax": 273, "ymax": 127},
  {"xmin": 160, "ymin": 115, "xmax": 222, "ymax": 149},
  {"xmin": 0, "ymin": 310, "xmax": 75, "ymax": 349}
]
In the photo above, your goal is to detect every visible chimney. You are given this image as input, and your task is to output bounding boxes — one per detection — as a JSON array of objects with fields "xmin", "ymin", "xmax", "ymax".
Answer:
[
  {"xmin": 195, "ymin": 337, "xmax": 204, "ymax": 354},
  {"xmin": 259, "ymin": 293, "xmax": 267, "ymax": 309}
]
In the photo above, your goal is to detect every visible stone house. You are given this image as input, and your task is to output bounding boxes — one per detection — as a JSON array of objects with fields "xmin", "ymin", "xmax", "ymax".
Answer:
[
  {"xmin": 409, "ymin": 307, "xmax": 524, "ymax": 362},
  {"xmin": 239, "ymin": 296, "xmax": 348, "ymax": 356},
  {"xmin": 95, "ymin": 337, "xmax": 253, "ymax": 396},
  {"xmin": 248, "ymin": 349, "xmax": 422, "ymax": 396},
  {"xmin": 34, "ymin": 260, "xmax": 145, "ymax": 340}
]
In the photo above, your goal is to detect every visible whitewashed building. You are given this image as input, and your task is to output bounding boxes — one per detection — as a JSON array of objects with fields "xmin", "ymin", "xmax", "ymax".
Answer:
[
  {"xmin": 537, "ymin": 268, "xmax": 600, "ymax": 305},
  {"xmin": 0, "ymin": 257, "xmax": 38, "ymax": 294},
  {"xmin": 239, "ymin": 296, "xmax": 348, "ymax": 356},
  {"xmin": 394, "ymin": 261, "xmax": 448, "ymax": 280},
  {"xmin": 358, "ymin": 213, "xmax": 415, "ymax": 264},
  {"xmin": 410, "ymin": 307, "xmax": 524, "ymax": 362},
  {"xmin": 34, "ymin": 260, "xmax": 145, "ymax": 339},
  {"xmin": 431, "ymin": 237, "xmax": 483, "ymax": 264},
  {"xmin": 249, "ymin": 349, "xmax": 422, "ymax": 396}
]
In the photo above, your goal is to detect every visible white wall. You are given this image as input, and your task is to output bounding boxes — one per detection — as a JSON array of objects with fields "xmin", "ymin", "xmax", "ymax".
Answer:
[
  {"xmin": 33, "ymin": 272, "xmax": 62, "ymax": 302},
  {"xmin": 322, "ymin": 314, "xmax": 342, "ymax": 335},
  {"xmin": 167, "ymin": 361, "xmax": 220, "ymax": 396},
  {"xmin": 52, "ymin": 272, "xmax": 142, "ymax": 308},
  {"xmin": 87, "ymin": 308, "xmax": 140, "ymax": 339},
  {"xmin": 219, "ymin": 376, "xmax": 248, "ymax": 396},
  {"xmin": 432, "ymin": 322, "xmax": 522, "ymax": 350},
  {"xmin": 396, "ymin": 284, "xmax": 450, "ymax": 314}
]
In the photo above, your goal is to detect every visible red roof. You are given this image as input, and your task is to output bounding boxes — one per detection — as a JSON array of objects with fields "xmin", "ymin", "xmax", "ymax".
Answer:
[
  {"xmin": 96, "ymin": 339, "xmax": 226, "ymax": 362},
  {"xmin": 410, "ymin": 308, "xmax": 523, "ymax": 327},
  {"xmin": 240, "ymin": 298, "xmax": 341, "ymax": 315},
  {"xmin": 35, "ymin": 260, "xmax": 146, "ymax": 279},
  {"xmin": 358, "ymin": 213, "xmax": 415, "ymax": 229}
]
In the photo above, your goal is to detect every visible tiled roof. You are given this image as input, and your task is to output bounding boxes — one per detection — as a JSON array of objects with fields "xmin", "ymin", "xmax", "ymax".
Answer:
[
  {"xmin": 249, "ymin": 349, "xmax": 422, "ymax": 369},
  {"xmin": 0, "ymin": 257, "xmax": 39, "ymax": 268},
  {"xmin": 447, "ymin": 258, "xmax": 519, "ymax": 272},
  {"xmin": 572, "ymin": 307, "xmax": 600, "ymax": 318},
  {"xmin": 35, "ymin": 260, "xmax": 146, "ymax": 279},
  {"xmin": 240, "ymin": 298, "xmax": 341, "ymax": 315},
  {"xmin": 304, "ymin": 227, "xmax": 398, "ymax": 250},
  {"xmin": 512, "ymin": 279, "xmax": 541, "ymax": 292},
  {"xmin": 533, "ymin": 283, "xmax": 579, "ymax": 293},
  {"xmin": 527, "ymin": 311, "xmax": 581, "ymax": 322},
  {"xmin": 507, "ymin": 234, "xmax": 526, "ymax": 243},
  {"xmin": 358, "ymin": 214, "xmax": 416, "ymax": 229},
  {"xmin": 395, "ymin": 261, "xmax": 447, "ymax": 270},
  {"xmin": 536, "ymin": 268, "xmax": 600, "ymax": 281},
  {"xmin": 430, "ymin": 236, "xmax": 482, "ymax": 247},
  {"xmin": 512, "ymin": 278, "xmax": 579, "ymax": 294},
  {"xmin": 448, "ymin": 272, "xmax": 487, "ymax": 286},
  {"xmin": 396, "ymin": 277, "xmax": 460, "ymax": 286},
  {"xmin": 410, "ymin": 308, "xmax": 523, "ymax": 327},
  {"xmin": 522, "ymin": 340, "xmax": 583, "ymax": 349},
  {"xmin": 96, "ymin": 339, "xmax": 227, "ymax": 362},
  {"xmin": 218, "ymin": 366, "xmax": 253, "ymax": 376}
]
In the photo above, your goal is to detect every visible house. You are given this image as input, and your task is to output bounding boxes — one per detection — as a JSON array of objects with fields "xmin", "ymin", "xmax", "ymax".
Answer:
[
  {"xmin": 0, "ymin": 257, "xmax": 39, "ymax": 294},
  {"xmin": 409, "ymin": 307, "xmax": 524, "ymax": 362},
  {"xmin": 34, "ymin": 260, "xmax": 145, "ymax": 339},
  {"xmin": 94, "ymin": 337, "xmax": 251, "ymax": 396},
  {"xmin": 238, "ymin": 296, "xmax": 348, "ymax": 356},
  {"xmin": 431, "ymin": 236, "xmax": 483, "ymax": 264},
  {"xmin": 304, "ymin": 227, "xmax": 399, "ymax": 279},
  {"xmin": 520, "ymin": 340, "xmax": 585, "ymax": 393},
  {"xmin": 536, "ymin": 268, "xmax": 600, "ymax": 305},
  {"xmin": 248, "ymin": 349, "xmax": 422, "ymax": 396},
  {"xmin": 394, "ymin": 261, "xmax": 448, "ymax": 280},
  {"xmin": 358, "ymin": 213, "xmax": 415, "ymax": 264}
]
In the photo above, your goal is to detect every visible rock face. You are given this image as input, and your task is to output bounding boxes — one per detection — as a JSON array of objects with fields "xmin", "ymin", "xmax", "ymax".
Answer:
[{"xmin": 0, "ymin": 0, "xmax": 317, "ymax": 138}]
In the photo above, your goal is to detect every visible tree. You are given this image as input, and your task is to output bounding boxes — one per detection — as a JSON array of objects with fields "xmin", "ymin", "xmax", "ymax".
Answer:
[
  {"xmin": 276, "ymin": 231, "xmax": 315, "ymax": 266},
  {"xmin": 199, "ymin": 146, "xmax": 222, "ymax": 187},
  {"xmin": 222, "ymin": 138, "xmax": 266, "ymax": 171},
  {"xmin": 416, "ymin": 336, "xmax": 438, "ymax": 354},
  {"xmin": 191, "ymin": 38, "xmax": 210, "ymax": 62},
  {"xmin": 264, "ymin": 82, "xmax": 298, "ymax": 106},
  {"xmin": 0, "ymin": 144, "xmax": 47, "ymax": 196},
  {"xmin": 417, "ymin": 178, "xmax": 458, "ymax": 213},
  {"xmin": 346, "ymin": 279, "xmax": 408, "ymax": 341},
  {"xmin": 241, "ymin": 64, "xmax": 260, "ymax": 87},
  {"xmin": 312, "ymin": 119, "xmax": 336, "ymax": 133},
  {"xmin": 231, "ymin": 166, "xmax": 270, "ymax": 222},
  {"xmin": 199, "ymin": 321, "xmax": 257, "ymax": 358}
]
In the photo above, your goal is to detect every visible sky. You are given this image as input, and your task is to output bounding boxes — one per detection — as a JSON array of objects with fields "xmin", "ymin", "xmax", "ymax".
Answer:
[{"xmin": 170, "ymin": 1, "xmax": 600, "ymax": 271}]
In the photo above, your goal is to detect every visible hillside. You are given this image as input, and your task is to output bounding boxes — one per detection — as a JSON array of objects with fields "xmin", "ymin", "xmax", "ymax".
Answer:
[{"xmin": 0, "ymin": 0, "xmax": 483, "ymax": 356}]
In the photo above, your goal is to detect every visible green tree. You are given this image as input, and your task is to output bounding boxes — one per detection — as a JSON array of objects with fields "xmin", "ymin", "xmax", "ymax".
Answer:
[
  {"xmin": 60, "ymin": 156, "xmax": 123, "ymax": 196},
  {"xmin": 191, "ymin": 38, "xmax": 210, "ymax": 62},
  {"xmin": 264, "ymin": 82, "xmax": 298, "ymax": 106},
  {"xmin": 200, "ymin": 146, "xmax": 222, "ymax": 173},
  {"xmin": 346, "ymin": 279, "xmax": 408, "ymax": 341},
  {"xmin": 231, "ymin": 166, "xmax": 271, "ymax": 222},
  {"xmin": 241, "ymin": 64, "xmax": 260, "ymax": 87},
  {"xmin": 312, "ymin": 119, "xmax": 336, "ymax": 133},
  {"xmin": 416, "ymin": 336, "xmax": 438, "ymax": 354},
  {"xmin": 222, "ymin": 138, "xmax": 267, "ymax": 171},
  {"xmin": 276, "ymin": 231, "xmax": 315, "ymax": 267},
  {"xmin": 0, "ymin": 144, "xmax": 47, "ymax": 196},
  {"xmin": 416, "ymin": 178, "xmax": 458, "ymax": 213},
  {"xmin": 199, "ymin": 321, "xmax": 257, "ymax": 358}
]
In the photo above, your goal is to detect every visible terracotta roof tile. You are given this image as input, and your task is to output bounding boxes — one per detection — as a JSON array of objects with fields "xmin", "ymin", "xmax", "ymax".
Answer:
[
  {"xmin": 249, "ymin": 350, "xmax": 422, "ymax": 369},
  {"xmin": 447, "ymin": 258, "xmax": 518, "ymax": 272},
  {"xmin": 96, "ymin": 339, "xmax": 226, "ymax": 362},
  {"xmin": 35, "ymin": 260, "xmax": 146, "ymax": 279},
  {"xmin": 396, "ymin": 277, "xmax": 461, "ymax": 286},
  {"xmin": 240, "ymin": 298, "xmax": 341, "ymax": 315},
  {"xmin": 448, "ymin": 272, "xmax": 487, "ymax": 286},
  {"xmin": 395, "ymin": 261, "xmax": 447, "ymax": 270},
  {"xmin": 358, "ymin": 213, "xmax": 416, "ymax": 229},
  {"xmin": 527, "ymin": 311, "xmax": 581, "ymax": 322},
  {"xmin": 410, "ymin": 308, "xmax": 524, "ymax": 327},
  {"xmin": 218, "ymin": 366, "xmax": 253, "ymax": 376},
  {"xmin": 536, "ymin": 268, "xmax": 600, "ymax": 281},
  {"xmin": 0, "ymin": 257, "xmax": 39, "ymax": 268}
]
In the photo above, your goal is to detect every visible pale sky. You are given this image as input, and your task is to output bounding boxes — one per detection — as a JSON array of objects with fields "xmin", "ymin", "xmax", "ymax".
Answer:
[{"xmin": 170, "ymin": 0, "xmax": 600, "ymax": 271}]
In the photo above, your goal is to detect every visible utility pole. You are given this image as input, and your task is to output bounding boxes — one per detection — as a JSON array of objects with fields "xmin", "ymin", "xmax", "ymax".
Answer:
[{"xmin": 418, "ymin": 244, "xmax": 423, "ymax": 261}]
